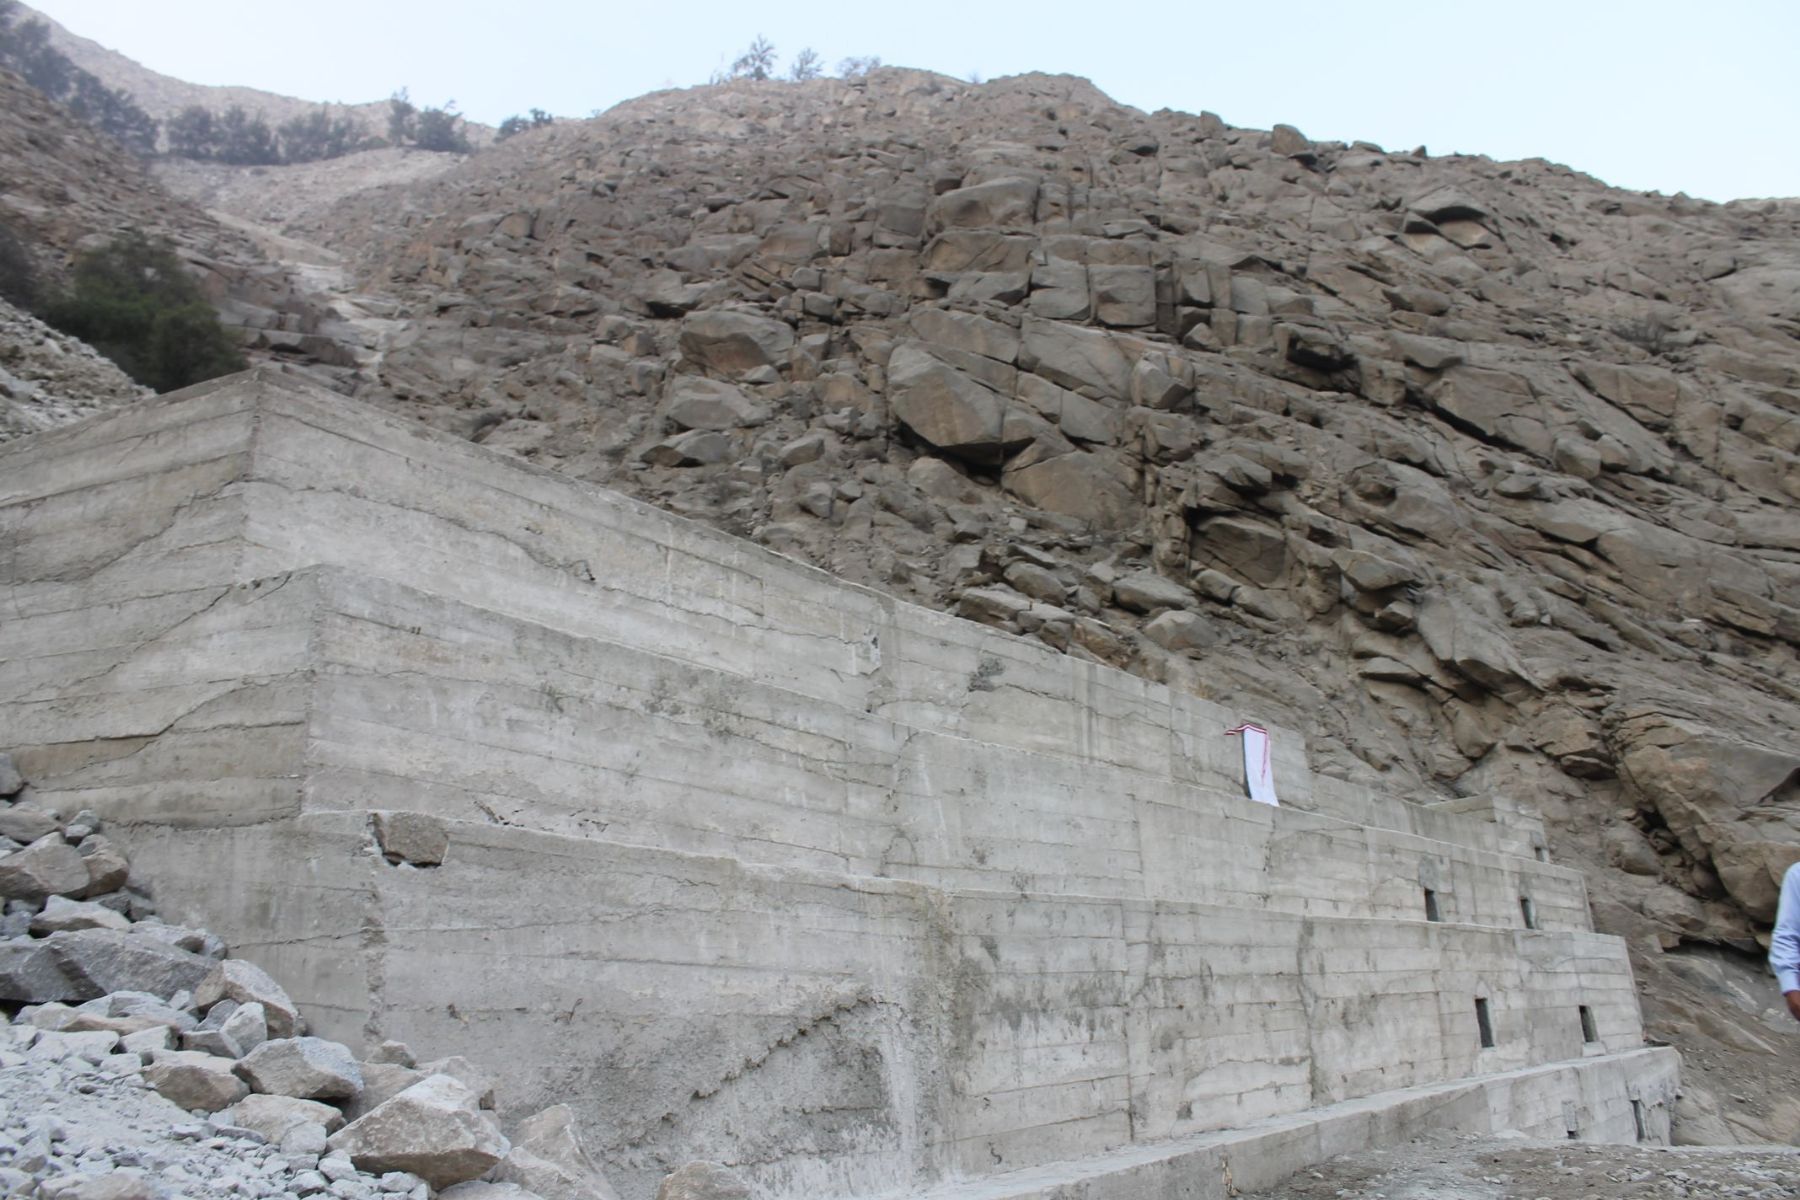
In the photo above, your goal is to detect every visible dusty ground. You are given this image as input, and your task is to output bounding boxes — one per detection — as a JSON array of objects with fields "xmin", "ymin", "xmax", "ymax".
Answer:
[{"xmin": 1245, "ymin": 1132, "xmax": 1800, "ymax": 1199}]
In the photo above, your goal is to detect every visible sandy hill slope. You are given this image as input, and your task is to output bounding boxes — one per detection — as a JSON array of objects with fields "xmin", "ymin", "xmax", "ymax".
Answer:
[
  {"xmin": 23, "ymin": 2, "xmax": 389, "ymax": 129},
  {"xmin": 20, "ymin": 2, "xmax": 492, "ymax": 143}
]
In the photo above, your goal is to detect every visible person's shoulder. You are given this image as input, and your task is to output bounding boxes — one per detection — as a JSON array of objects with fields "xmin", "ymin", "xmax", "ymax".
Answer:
[{"xmin": 1786, "ymin": 860, "xmax": 1800, "ymax": 887}]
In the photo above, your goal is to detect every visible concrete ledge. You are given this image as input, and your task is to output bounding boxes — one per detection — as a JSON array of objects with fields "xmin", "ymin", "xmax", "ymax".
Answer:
[{"xmin": 912, "ymin": 1047, "xmax": 1680, "ymax": 1200}]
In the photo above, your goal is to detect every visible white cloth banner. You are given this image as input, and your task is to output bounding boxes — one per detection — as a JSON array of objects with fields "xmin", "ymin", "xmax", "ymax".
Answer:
[{"xmin": 1225, "ymin": 722, "xmax": 1278, "ymax": 807}]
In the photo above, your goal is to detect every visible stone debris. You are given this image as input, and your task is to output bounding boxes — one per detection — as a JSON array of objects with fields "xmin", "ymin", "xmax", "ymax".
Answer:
[
  {"xmin": 326, "ymin": 1075, "xmax": 509, "ymax": 1189},
  {"xmin": 194, "ymin": 960, "xmax": 302, "ymax": 1040},
  {"xmin": 652, "ymin": 1162, "xmax": 750, "ymax": 1200},
  {"xmin": 0, "ymin": 786, "xmax": 613, "ymax": 1200},
  {"xmin": 492, "ymin": 1105, "xmax": 620, "ymax": 1200}
]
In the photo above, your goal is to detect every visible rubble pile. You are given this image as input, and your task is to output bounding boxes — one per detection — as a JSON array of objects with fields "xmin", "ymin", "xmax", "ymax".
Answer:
[{"xmin": 0, "ymin": 754, "xmax": 734, "ymax": 1200}]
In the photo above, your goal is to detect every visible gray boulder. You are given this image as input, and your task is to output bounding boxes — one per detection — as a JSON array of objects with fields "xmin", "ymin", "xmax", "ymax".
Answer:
[
  {"xmin": 75, "ymin": 836, "xmax": 129, "ymax": 896},
  {"xmin": 31, "ymin": 896, "xmax": 130, "ymax": 935},
  {"xmin": 185, "ymin": 999, "xmax": 267, "ymax": 1058},
  {"xmin": 929, "ymin": 177, "xmax": 1039, "ymax": 231},
  {"xmin": 493, "ymin": 1104, "xmax": 619, "ymax": 1200},
  {"xmin": 0, "ymin": 938, "xmax": 85, "ymax": 1003},
  {"xmin": 236, "ymin": 1036, "xmax": 363, "ymax": 1100},
  {"xmin": 1143, "ymin": 610, "xmax": 1221, "ymax": 653},
  {"xmin": 654, "ymin": 1162, "xmax": 750, "ymax": 1200},
  {"xmin": 0, "ymin": 754, "xmax": 22, "ymax": 796},
  {"xmin": 194, "ymin": 958, "xmax": 302, "ymax": 1038},
  {"xmin": 1111, "ymin": 571, "xmax": 1193, "ymax": 615},
  {"xmin": 677, "ymin": 310, "xmax": 793, "ymax": 378},
  {"xmin": 887, "ymin": 343, "xmax": 1012, "ymax": 464},
  {"xmin": 144, "ymin": 1050, "xmax": 249, "ymax": 1112},
  {"xmin": 640, "ymin": 430, "xmax": 733, "ymax": 468},
  {"xmin": 441, "ymin": 1185, "xmax": 544, "ymax": 1200},
  {"xmin": 224, "ymin": 1093, "xmax": 346, "ymax": 1140},
  {"xmin": 342, "ymin": 1060, "xmax": 427, "ymax": 1122},
  {"xmin": 0, "ymin": 835, "xmax": 88, "ymax": 901},
  {"xmin": 0, "ymin": 807, "xmax": 58, "ymax": 844},
  {"xmin": 373, "ymin": 812, "xmax": 448, "ymax": 867},
  {"xmin": 328, "ymin": 1074, "xmax": 509, "ymax": 1189},
  {"xmin": 46, "ymin": 929, "xmax": 215, "ymax": 999},
  {"xmin": 662, "ymin": 377, "xmax": 770, "ymax": 431}
]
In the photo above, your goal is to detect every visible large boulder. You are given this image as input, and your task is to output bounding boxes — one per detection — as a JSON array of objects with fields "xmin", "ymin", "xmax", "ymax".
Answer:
[
  {"xmin": 1415, "ymin": 591, "xmax": 1536, "ymax": 697},
  {"xmin": 907, "ymin": 308, "xmax": 1020, "ymax": 363},
  {"xmin": 928, "ymin": 177, "xmax": 1039, "ymax": 231},
  {"xmin": 493, "ymin": 1104, "xmax": 619, "ymax": 1200},
  {"xmin": 144, "ymin": 1050, "xmax": 249, "ymax": 1112},
  {"xmin": 184, "ymin": 999, "xmax": 268, "ymax": 1058},
  {"xmin": 886, "ymin": 343, "xmax": 1014, "ymax": 464},
  {"xmin": 194, "ymin": 958, "xmax": 302, "ymax": 1038},
  {"xmin": 653, "ymin": 1163, "xmax": 750, "ymax": 1200},
  {"xmin": 677, "ymin": 310, "xmax": 793, "ymax": 378},
  {"xmin": 1610, "ymin": 704, "xmax": 1800, "ymax": 921},
  {"xmin": 0, "ymin": 806, "xmax": 59, "ymax": 843},
  {"xmin": 1003, "ymin": 449, "xmax": 1138, "ymax": 529},
  {"xmin": 45, "ymin": 929, "xmax": 214, "ymax": 999},
  {"xmin": 0, "ymin": 835, "xmax": 88, "ymax": 901},
  {"xmin": 31, "ymin": 896, "xmax": 129, "ymax": 934},
  {"xmin": 0, "ymin": 937, "xmax": 84, "ymax": 1003},
  {"xmin": 224, "ymin": 1093, "xmax": 347, "ymax": 1141},
  {"xmin": 236, "ymin": 1036, "xmax": 363, "ymax": 1100},
  {"xmin": 327, "ymin": 1074, "xmax": 509, "ymax": 1189},
  {"xmin": 1018, "ymin": 318, "xmax": 1134, "ymax": 399},
  {"xmin": 661, "ymin": 377, "xmax": 770, "ymax": 431}
]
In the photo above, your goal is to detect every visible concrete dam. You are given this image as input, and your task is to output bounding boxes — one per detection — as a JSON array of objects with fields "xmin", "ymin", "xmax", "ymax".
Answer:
[{"xmin": 0, "ymin": 371, "xmax": 1678, "ymax": 1199}]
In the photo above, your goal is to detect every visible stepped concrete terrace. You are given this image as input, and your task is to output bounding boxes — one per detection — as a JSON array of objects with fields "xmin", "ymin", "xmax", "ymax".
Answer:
[{"xmin": 0, "ymin": 371, "xmax": 1678, "ymax": 1200}]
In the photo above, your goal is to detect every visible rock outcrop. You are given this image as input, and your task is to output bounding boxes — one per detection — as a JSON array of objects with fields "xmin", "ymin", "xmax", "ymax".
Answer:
[{"xmin": 277, "ymin": 70, "xmax": 1799, "ymax": 971}]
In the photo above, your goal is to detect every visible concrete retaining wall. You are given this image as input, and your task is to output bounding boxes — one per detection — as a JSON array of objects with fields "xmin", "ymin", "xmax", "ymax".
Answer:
[{"xmin": 0, "ymin": 372, "xmax": 1675, "ymax": 1199}]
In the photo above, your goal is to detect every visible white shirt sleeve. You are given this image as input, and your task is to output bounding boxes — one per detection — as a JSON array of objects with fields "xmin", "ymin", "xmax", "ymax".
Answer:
[{"xmin": 1771, "ymin": 863, "xmax": 1800, "ymax": 995}]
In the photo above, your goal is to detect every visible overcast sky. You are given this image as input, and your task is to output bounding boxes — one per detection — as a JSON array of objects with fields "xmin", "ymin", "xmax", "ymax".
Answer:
[{"xmin": 30, "ymin": 0, "xmax": 1800, "ymax": 202}]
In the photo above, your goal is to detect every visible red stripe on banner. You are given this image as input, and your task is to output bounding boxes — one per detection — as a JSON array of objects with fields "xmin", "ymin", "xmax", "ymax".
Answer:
[{"xmin": 1223, "ymin": 723, "xmax": 1272, "ymax": 782}]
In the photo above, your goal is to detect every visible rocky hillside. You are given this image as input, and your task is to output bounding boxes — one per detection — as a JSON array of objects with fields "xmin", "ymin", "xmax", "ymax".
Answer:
[
  {"xmin": 307, "ymin": 73, "xmax": 1798, "ymax": 905},
  {"xmin": 270, "ymin": 69, "xmax": 1800, "ymax": 1133},
  {"xmin": 0, "ymin": 297, "xmax": 147, "ymax": 441},
  {"xmin": 8, "ymin": 54, "xmax": 1800, "ymax": 1141}
]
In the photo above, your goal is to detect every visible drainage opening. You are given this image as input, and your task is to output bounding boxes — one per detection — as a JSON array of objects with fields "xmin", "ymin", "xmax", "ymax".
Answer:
[
  {"xmin": 1475, "ymin": 996, "xmax": 1494, "ymax": 1048},
  {"xmin": 1632, "ymin": 1098, "xmax": 1646, "ymax": 1142},
  {"xmin": 1579, "ymin": 1004, "xmax": 1598, "ymax": 1044},
  {"xmin": 1424, "ymin": 887, "xmax": 1441, "ymax": 922},
  {"xmin": 1520, "ymin": 895, "xmax": 1538, "ymax": 929}
]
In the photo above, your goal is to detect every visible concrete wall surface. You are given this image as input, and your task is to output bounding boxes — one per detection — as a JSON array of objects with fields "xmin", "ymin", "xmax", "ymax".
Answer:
[{"xmin": 0, "ymin": 372, "xmax": 1676, "ymax": 1200}]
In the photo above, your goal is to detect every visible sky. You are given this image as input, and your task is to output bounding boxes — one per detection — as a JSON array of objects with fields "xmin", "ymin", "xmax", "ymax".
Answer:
[{"xmin": 29, "ymin": 0, "xmax": 1800, "ymax": 202}]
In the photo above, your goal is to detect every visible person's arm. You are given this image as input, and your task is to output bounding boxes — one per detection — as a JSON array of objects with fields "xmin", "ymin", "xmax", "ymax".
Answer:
[{"xmin": 1771, "ymin": 864, "xmax": 1800, "ymax": 1021}]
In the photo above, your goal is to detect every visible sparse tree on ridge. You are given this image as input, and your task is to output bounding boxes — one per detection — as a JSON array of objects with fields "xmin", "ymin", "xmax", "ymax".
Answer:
[
  {"xmin": 278, "ymin": 107, "xmax": 370, "ymax": 162},
  {"xmin": 731, "ymin": 35, "xmax": 777, "ymax": 81},
  {"xmin": 837, "ymin": 55, "xmax": 880, "ymax": 80},
  {"xmin": 387, "ymin": 89, "xmax": 470, "ymax": 153},
  {"xmin": 496, "ymin": 108, "xmax": 554, "ymax": 141},
  {"xmin": 387, "ymin": 89, "xmax": 416, "ymax": 144},
  {"xmin": 166, "ymin": 106, "xmax": 216, "ymax": 159},
  {"xmin": 0, "ymin": 1, "xmax": 159, "ymax": 158},
  {"xmin": 789, "ymin": 48, "xmax": 822, "ymax": 81},
  {"xmin": 413, "ymin": 101, "xmax": 471, "ymax": 153},
  {"xmin": 214, "ymin": 106, "xmax": 280, "ymax": 165}
]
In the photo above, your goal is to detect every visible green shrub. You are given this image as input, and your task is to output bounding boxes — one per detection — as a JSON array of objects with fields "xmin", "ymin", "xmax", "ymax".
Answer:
[{"xmin": 41, "ymin": 231, "xmax": 245, "ymax": 392}]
